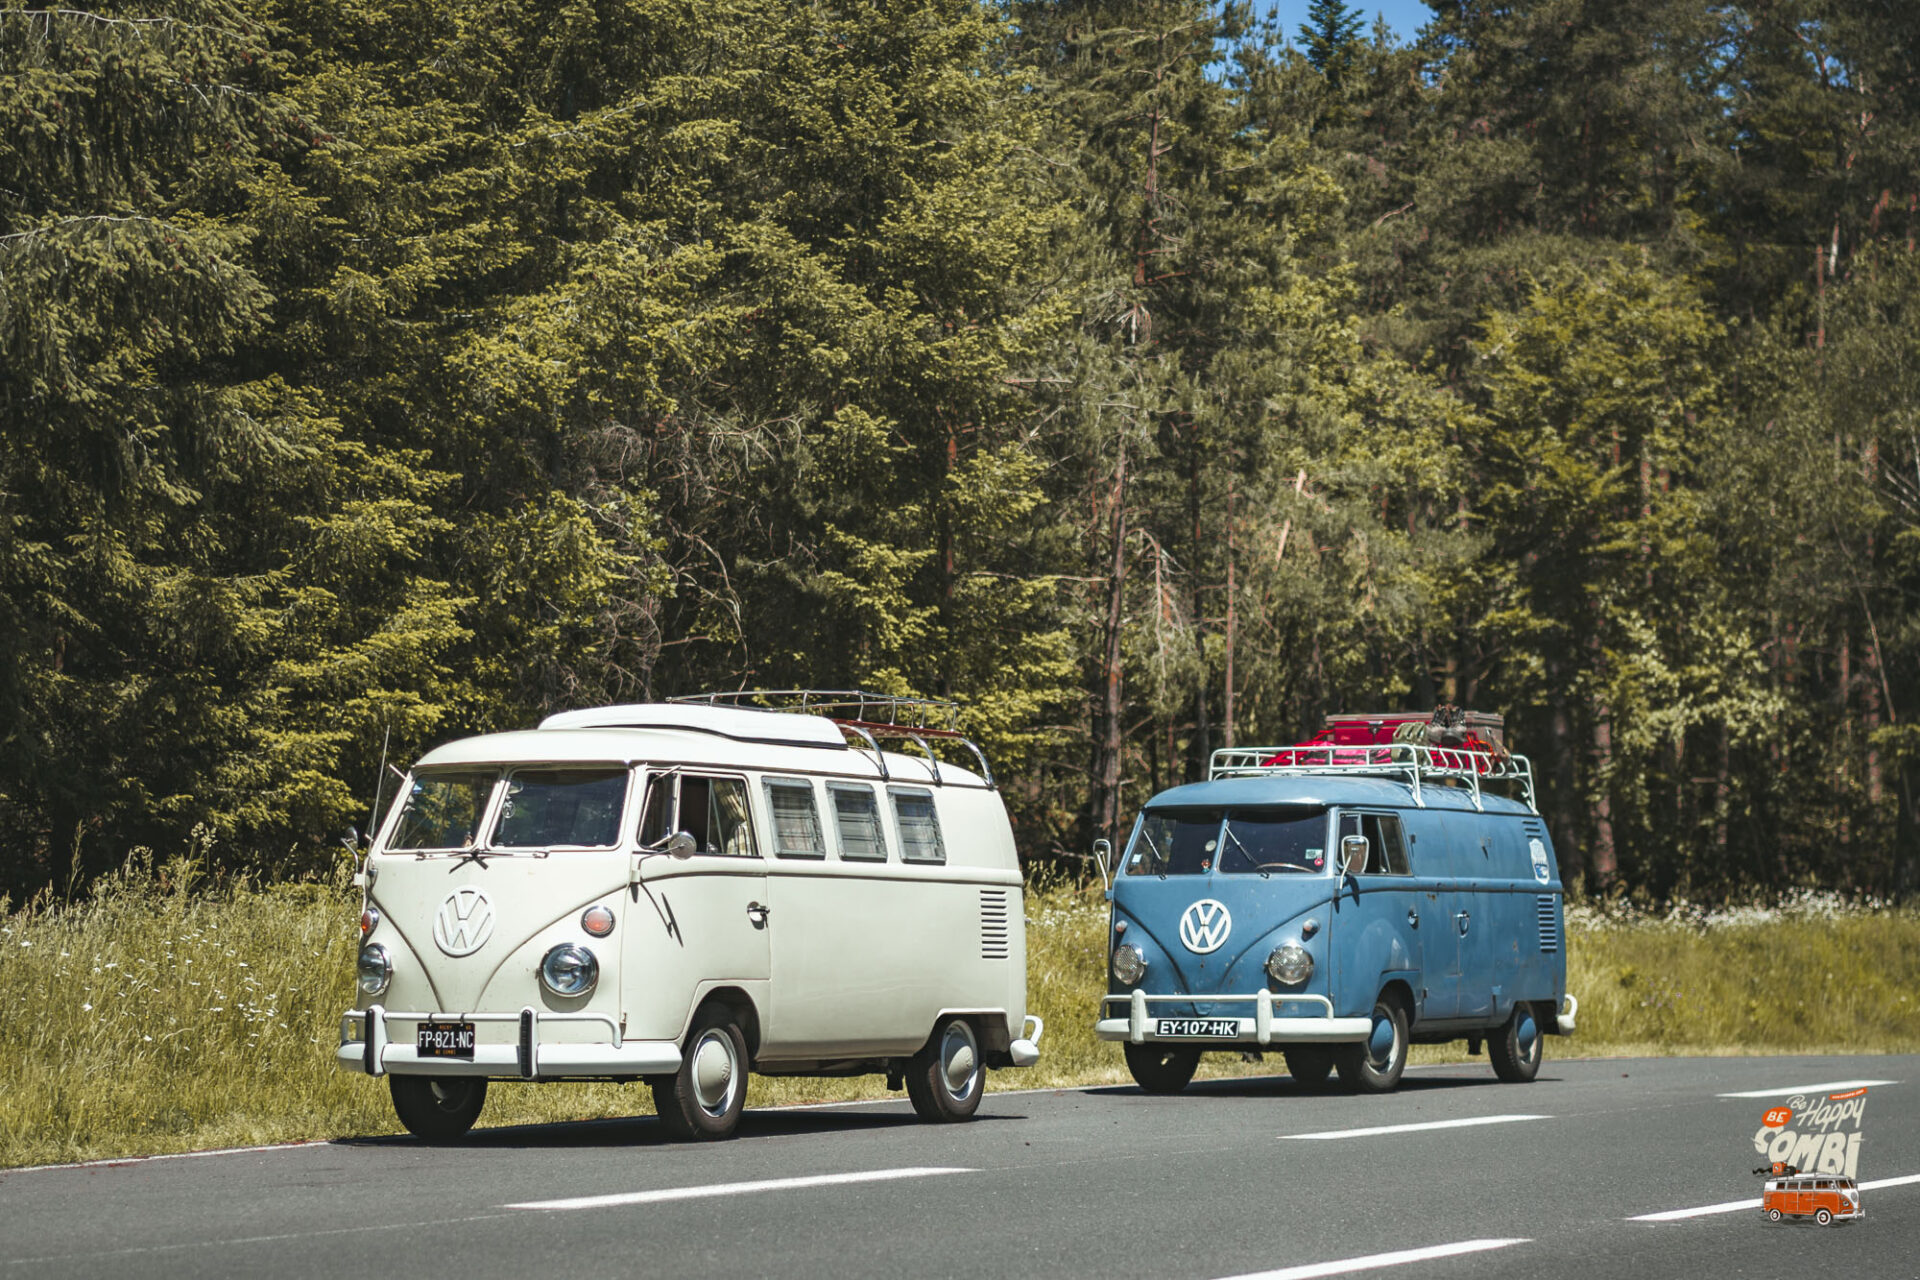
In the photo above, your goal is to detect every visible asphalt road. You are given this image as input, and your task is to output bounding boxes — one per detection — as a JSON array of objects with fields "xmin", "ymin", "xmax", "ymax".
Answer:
[{"xmin": 3, "ymin": 1054, "xmax": 1916, "ymax": 1280}]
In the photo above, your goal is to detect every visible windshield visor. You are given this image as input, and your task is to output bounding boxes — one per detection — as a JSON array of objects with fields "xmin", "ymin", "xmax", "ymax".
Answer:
[
  {"xmin": 492, "ymin": 769, "xmax": 629, "ymax": 849},
  {"xmin": 1125, "ymin": 806, "xmax": 1329, "ymax": 876},
  {"xmin": 388, "ymin": 771, "xmax": 496, "ymax": 851}
]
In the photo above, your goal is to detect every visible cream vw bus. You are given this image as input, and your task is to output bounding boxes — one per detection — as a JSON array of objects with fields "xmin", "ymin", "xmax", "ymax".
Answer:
[{"xmin": 337, "ymin": 693, "xmax": 1041, "ymax": 1141}]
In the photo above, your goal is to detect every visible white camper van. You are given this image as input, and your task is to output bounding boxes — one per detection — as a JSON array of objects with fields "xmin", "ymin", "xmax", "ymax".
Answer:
[{"xmin": 337, "ymin": 693, "xmax": 1041, "ymax": 1142}]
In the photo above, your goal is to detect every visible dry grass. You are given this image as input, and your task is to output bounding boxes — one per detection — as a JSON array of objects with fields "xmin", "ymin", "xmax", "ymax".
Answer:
[{"xmin": 4, "ymin": 863, "xmax": 1917, "ymax": 1169}]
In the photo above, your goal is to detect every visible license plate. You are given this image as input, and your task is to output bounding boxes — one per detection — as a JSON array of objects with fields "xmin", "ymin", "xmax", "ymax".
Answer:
[
  {"xmin": 417, "ymin": 1020, "xmax": 475, "ymax": 1058},
  {"xmin": 1155, "ymin": 1018, "xmax": 1240, "ymax": 1038}
]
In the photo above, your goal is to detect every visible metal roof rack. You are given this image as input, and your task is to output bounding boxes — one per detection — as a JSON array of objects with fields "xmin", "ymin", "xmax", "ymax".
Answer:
[
  {"xmin": 666, "ymin": 690, "xmax": 993, "ymax": 788},
  {"xmin": 1208, "ymin": 743, "xmax": 1536, "ymax": 813}
]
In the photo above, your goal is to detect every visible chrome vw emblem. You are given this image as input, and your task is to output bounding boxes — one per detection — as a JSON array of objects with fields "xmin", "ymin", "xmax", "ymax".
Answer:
[
  {"xmin": 1178, "ymin": 899, "xmax": 1232, "ymax": 954},
  {"xmin": 433, "ymin": 887, "xmax": 496, "ymax": 957}
]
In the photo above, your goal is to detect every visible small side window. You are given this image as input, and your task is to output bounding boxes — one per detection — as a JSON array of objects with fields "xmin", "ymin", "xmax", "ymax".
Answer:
[
  {"xmin": 765, "ymin": 779, "xmax": 826, "ymax": 859},
  {"xmin": 829, "ymin": 783, "xmax": 887, "ymax": 862},
  {"xmin": 1365, "ymin": 814, "xmax": 1412, "ymax": 875},
  {"xmin": 891, "ymin": 788, "xmax": 945, "ymax": 864}
]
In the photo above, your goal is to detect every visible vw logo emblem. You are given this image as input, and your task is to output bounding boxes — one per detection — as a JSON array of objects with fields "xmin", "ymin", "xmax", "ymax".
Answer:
[
  {"xmin": 1179, "ymin": 899, "xmax": 1232, "ymax": 954},
  {"xmin": 434, "ymin": 887, "xmax": 496, "ymax": 957}
]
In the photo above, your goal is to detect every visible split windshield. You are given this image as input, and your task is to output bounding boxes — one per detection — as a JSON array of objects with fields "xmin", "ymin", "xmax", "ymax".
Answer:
[
  {"xmin": 493, "ymin": 769, "xmax": 628, "ymax": 848},
  {"xmin": 1125, "ymin": 806, "xmax": 1329, "ymax": 876},
  {"xmin": 388, "ymin": 772, "xmax": 494, "ymax": 850}
]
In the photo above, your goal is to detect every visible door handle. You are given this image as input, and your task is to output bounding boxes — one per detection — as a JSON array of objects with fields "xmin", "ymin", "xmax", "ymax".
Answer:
[
  {"xmin": 746, "ymin": 901, "xmax": 770, "ymax": 927},
  {"xmin": 1456, "ymin": 910, "xmax": 1470, "ymax": 935},
  {"xmin": 1407, "ymin": 908, "xmax": 1420, "ymax": 928}
]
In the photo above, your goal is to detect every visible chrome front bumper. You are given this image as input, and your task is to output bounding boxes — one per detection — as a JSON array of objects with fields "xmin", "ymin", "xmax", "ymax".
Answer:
[
  {"xmin": 1095, "ymin": 990, "xmax": 1372, "ymax": 1046},
  {"xmin": 337, "ymin": 1005, "xmax": 681, "ymax": 1079}
]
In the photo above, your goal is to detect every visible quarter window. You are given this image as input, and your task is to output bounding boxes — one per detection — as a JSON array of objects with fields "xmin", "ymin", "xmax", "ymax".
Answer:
[
  {"xmin": 765, "ymin": 779, "xmax": 826, "ymax": 859},
  {"xmin": 829, "ymin": 783, "xmax": 888, "ymax": 861},
  {"xmin": 890, "ymin": 789, "xmax": 945, "ymax": 864}
]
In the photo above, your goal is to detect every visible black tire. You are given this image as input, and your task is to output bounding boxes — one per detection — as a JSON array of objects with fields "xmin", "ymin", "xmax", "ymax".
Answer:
[
  {"xmin": 1767, "ymin": 1208, "xmax": 1783, "ymax": 1222},
  {"xmin": 905, "ymin": 1017, "xmax": 985, "ymax": 1122},
  {"xmin": 1283, "ymin": 1047, "xmax": 1335, "ymax": 1090},
  {"xmin": 1816, "ymin": 1208, "xmax": 1832, "ymax": 1226},
  {"xmin": 1488, "ymin": 1003, "xmax": 1544, "ymax": 1083},
  {"xmin": 389, "ymin": 1075, "xmax": 486, "ymax": 1141},
  {"xmin": 1335, "ymin": 995, "xmax": 1409, "ymax": 1093},
  {"xmin": 652, "ymin": 1005, "xmax": 748, "ymax": 1141},
  {"xmin": 1123, "ymin": 1043, "xmax": 1201, "ymax": 1094}
]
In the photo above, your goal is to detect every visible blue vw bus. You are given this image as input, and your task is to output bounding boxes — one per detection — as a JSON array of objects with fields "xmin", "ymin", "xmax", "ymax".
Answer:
[{"xmin": 1093, "ymin": 720, "xmax": 1576, "ymax": 1093}]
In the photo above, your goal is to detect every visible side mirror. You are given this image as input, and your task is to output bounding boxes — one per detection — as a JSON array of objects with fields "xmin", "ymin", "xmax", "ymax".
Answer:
[
  {"xmin": 1092, "ymin": 838, "xmax": 1113, "ymax": 895},
  {"xmin": 1340, "ymin": 835, "xmax": 1369, "ymax": 876},
  {"xmin": 665, "ymin": 831, "xmax": 697, "ymax": 859},
  {"xmin": 339, "ymin": 825, "xmax": 361, "ymax": 852}
]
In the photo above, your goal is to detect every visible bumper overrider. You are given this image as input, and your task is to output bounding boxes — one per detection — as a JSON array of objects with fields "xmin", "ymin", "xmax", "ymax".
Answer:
[
  {"xmin": 1095, "ymin": 991, "xmax": 1581, "ymax": 1045},
  {"xmin": 337, "ymin": 1005, "xmax": 681, "ymax": 1079}
]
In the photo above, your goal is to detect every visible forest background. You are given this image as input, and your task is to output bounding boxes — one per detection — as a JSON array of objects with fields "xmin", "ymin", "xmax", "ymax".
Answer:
[{"xmin": 6, "ymin": 0, "xmax": 1920, "ymax": 907}]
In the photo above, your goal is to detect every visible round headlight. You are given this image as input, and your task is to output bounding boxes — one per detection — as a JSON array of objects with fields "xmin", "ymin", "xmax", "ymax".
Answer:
[
  {"xmin": 540, "ymin": 943, "xmax": 599, "ymax": 997},
  {"xmin": 1266, "ymin": 943, "xmax": 1313, "ymax": 987},
  {"xmin": 1111, "ymin": 942, "xmax": 1148, "ymax": 986},
  {"xmin": 356, "ymin": 943, "xmax": 392, "ymax": 998},
  {"xmin": 580, "ymin": 904, "xmax": 616, "ymax": 937}
]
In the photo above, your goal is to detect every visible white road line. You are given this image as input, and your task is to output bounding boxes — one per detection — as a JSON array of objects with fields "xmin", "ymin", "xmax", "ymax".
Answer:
[
  {"xmin": 1628, "ymin": 1171, "xmax": 1920, "ymax": 1221},
  {"xmin": 1212, "ymin": 1238, "xmax": 1532, "ymax": 1280},
  {"xmin": 9, "ymin": 1140, "xmax": 325, "ymax": 1175},
  {"xmin": 1714, "ymin": 1079, "xmax": 1897, "ymax": 1098},
  {"xmin": 504, "ymin": 1165, "xmax": 976, "ymax": 1211},
  {"xmin": 1281, "ymin": 1114, "xmax": 1550, "ymax": 1141}
]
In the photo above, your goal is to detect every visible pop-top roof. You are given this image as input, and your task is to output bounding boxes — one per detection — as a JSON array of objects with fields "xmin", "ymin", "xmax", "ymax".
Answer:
[{"xmin": 537, "ymin": 703, "xmax": 848, "ymax": 749}]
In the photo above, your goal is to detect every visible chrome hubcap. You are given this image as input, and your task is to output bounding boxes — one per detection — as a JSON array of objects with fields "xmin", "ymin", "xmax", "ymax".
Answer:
[
  {"xmin": 692, "ymin": 1031, "xmax": 737, "ymax": 1114},
  {"xmin": 940, "ymin": 1024, "xmax": 979, "ymax": 1100},
  {"xmin": 1367, "ymin": 1009, "xmax": 1397, "ymax": 1070}
]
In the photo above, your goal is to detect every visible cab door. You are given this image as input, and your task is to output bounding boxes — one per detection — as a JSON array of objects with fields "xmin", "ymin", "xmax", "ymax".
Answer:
[
  {"xmin": 1329, "ymin": 810, "xmax": 1422, "ymax": 1020},
  {"xmin": 623, "ymin": 770, "xmax": 770, "ymax": 1044}
]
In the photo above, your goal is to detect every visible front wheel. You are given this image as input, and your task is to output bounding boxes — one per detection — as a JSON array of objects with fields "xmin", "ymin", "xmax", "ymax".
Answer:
[
  {"xmin": 1816, "ymin": 1208, "xmax": 1833, "ymax": 1226},
  {"xmin": 1124, "ymin": 1043, "xmax": 1200, "ymax": 1094},
  {"xmin": 1335, "ymin": 996, "xmax": 1409, "ymax": 1093},
  {"xmin": 1488, "ymin": 1004, "xmax": 1543, "ymax": 1083},
  {"xmin": 1767, "ymin": 1208, "xmax": 1783, "ymax": 1222},
  {"xmin": 390, "ymin": 1076, "xmax": 486, "ymax": 1141},
  {"xmin": 652, "ymin": 1005, "xmax": 748, "ymax": 1141},
  {"xmin": 905, "ymin": 1017, "xmax": 984, "ymax": 1122},
  {"xmin": 1283, "ymin": 1047, "xmax": 1334, "ymax": 1091}
]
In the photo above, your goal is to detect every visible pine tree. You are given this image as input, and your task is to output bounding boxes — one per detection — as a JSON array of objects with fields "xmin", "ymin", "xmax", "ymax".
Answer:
[{"xmin": 1298, "ymin": 0, "xmax": 1365, "ymax": 83}]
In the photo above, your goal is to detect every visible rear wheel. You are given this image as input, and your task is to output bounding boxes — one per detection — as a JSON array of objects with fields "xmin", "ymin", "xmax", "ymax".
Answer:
[
  {"xmin": 390, "ymin": 1076, "xmax": 486, "ymax": 1141},
  {"xmin": 1283, "ymin": 1047, "xmax": 1334, "ymax": 1091},
  {"xmin": 1124, "ymin": 1043, "xmax": 1200, "ymax": 1094},
  {"xmin": 652, "ymin": 1005, "xmax": 748, "ymax": 1141},
  {"xmin": 1335, "ymin": 995, "xmax": 1409, "ymax": 1093},
  {"xmin": 905, "ymin": 1017, "xmax": 984, "ymax": 1122},
  {"xmin": 1488, "ymin": 1004, "xmax": 1543, "ymax": 1083}
]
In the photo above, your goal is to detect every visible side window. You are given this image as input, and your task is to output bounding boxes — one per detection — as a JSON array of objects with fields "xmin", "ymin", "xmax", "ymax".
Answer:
[
  {"xmin": 829, "ymin": 783, "xmax": 888, "ymax": 862},
  {"xmin": 765, "ymin": 779, "xmax": 826, "ymax": 859},
  {"xmin": 1362, "ymin": 814, "xmax": 1412, "ymax": 875},
  {"xmin": 890, "ymin": 788, "xmax": 945, "ymax": 865},
  {"xmin": 638, "ymin": 772, "xmax": 757, "ymax": 856}
]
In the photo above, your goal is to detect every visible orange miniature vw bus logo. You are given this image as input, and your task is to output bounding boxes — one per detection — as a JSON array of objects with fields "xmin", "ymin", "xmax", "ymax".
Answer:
[
  {"xmin": 1179, "ymin": 899, "xmax": 1232, "ymax": 953},
  {"xmin": 434, "ymin": 887, "xmax": 496, "ymax": 956}
]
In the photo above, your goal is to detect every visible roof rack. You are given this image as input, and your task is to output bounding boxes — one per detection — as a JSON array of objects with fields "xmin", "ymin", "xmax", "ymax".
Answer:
[
  {"xmin": 666, "ymin": 690, "xmax": 993, "ymax": 788},
  {"xmin": 1208, "ymin": 743, "xmax": 1536, "ymax": 813}
]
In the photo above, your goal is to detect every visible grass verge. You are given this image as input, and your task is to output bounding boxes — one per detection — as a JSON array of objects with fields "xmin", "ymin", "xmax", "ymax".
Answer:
[{"xmin": 4, "ymin": 865, "xmax": 1916, "ymax": 1169}]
